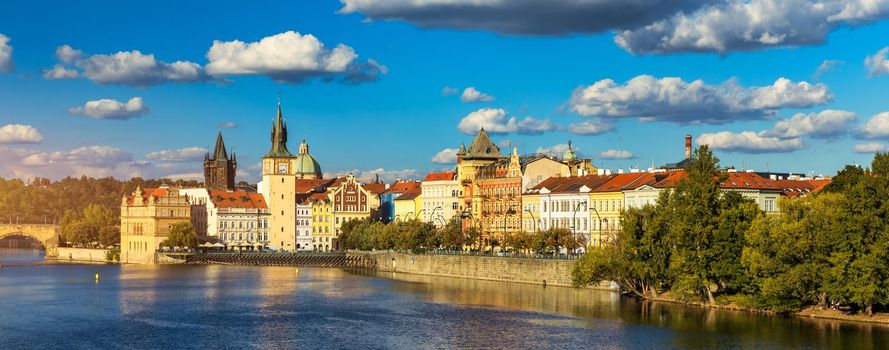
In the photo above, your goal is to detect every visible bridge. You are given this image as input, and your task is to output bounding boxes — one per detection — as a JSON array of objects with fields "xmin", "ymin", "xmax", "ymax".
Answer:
[{"xmin": 0, "ymin": 224, "xmax": 60, "ymax": 257}]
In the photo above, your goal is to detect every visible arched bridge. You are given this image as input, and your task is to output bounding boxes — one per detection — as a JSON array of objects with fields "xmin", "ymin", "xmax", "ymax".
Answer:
[{"xmin": 0, "ymin": 224, "xmax": 60, "ymax": 257}]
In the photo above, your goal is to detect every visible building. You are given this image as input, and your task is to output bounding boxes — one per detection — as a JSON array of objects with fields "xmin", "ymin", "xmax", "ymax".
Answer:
[
  {"xmin": 327, "ymin": 174, "xmax": 383, "ymax": 250},
  {"xmin": 720, "ymin": 171, "xmax": 783, "ymax": 213},
  {"xmin": 420, "ymin": 171, "xmax": 461, "ymax": 227},
  {"xmin": 589, "ymin": 173, "xmax": 656, "ymax": 245},
  {"xmin": 294, "ymin": 178, "xmax": 336, "ymax": 251},
  {"xmin": 262, "ymin": 101, "xmax": 299, "ymax": 251},
  {"xmin": 560, "ymin": 141, "xmax": 597, "ymax": 177},
  {"xmin": 524, "ymin": 174, "xmax": 615, "ymax": 250},
  {"xmin": 120, "ymin": 185, "xmax": 191, "ymax": 264},
  {"xmin": 180, "ymin": 188, "xmax": 270, "ymax": 249},
  {"xmin": 379, "ymin": 180, "xmax": 421, "ymax": 223},
  {"xmin": 293, "ymin": 140, "xmax": 323, "ymax": 179},
  {"xmin": 308, "ymin": 193, "xmax": 334, "ymax": 251},
  {"xmin": 623, "ymin": 171, "xmax": 685, "ymax": 209},
  {"xmin": 457, "ymin": 128, "xmax": 505, "ymax": 233},
  {"xmin": 392, "ymin": 182, "xmax": 422, "ymax": 221},
  {"xmin": 179, "ymin": 188, "xmax": 211, "ymax": 239},
  {"xmin": 204, "ymin": 131, "xmax": 237, "ymax": 191},
  {"xmin": 663, "ymin": 134, "xmax": 695, "ymax": 170}
]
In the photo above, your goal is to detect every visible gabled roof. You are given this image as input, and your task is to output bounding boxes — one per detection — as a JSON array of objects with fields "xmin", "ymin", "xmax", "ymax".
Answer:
[
  {"xmin": 295, "ymin": 178, "xmax": 335, "ymax": 194},
  {"xmin": 721, "ymin": 172, "xmax": 782, "ymax": 191},
  {"xmin": 395, "ymin": 187, "xmax": 422, "ymax": 200},
  {"xmin": 126, "ymin": 187, "xmax": 171, "ymax": 205},
  {"xmin": 593, "ymin": 173, "xmax": 657, "ymax": 193},
  {"xmin": 363, "ymin": 183, "xmax": 387, "ymax": 195},
  {"xmin": 423, "ymin": 171, "xmax": 456, "ymax": 182},
  {"xmin": 383, "ymin": 180, "xmax": 421, "ymax": 195},
  {"xmin": 463, "ymin": 128, "xmax": 502, "ymax": 160},
  {"xmin": 210, "ymin": 190, "xmax": 267, "ymax": 209},
  {"xmin": 527, "ymin": 174, "xmax": 615, "ymax": 194}
]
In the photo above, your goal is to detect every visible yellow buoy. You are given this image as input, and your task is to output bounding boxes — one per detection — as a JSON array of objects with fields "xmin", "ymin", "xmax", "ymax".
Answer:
[{"xmin": 95, "ymin": 273, "xmax": 100, "ymax": 282}]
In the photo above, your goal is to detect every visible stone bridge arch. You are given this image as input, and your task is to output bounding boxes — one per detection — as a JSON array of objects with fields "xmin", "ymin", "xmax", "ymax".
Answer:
[{"xmin": 0, "ymin": 224, "xmax": 60, "ymax": 257}]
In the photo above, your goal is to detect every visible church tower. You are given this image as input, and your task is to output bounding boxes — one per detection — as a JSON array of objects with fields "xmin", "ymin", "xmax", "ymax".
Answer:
[
  {"xmin": 262, "ymin": 100, "xmax": 297, "ymax": 251},
  {"xmin": 204, "ymin": 131, "xmax": 237, "ymax": 191}
]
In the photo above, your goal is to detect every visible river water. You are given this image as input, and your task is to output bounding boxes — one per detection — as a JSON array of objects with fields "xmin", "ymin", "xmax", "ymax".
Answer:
[{"xmin": 0, "ymin": 248, "xmax": 886, "ymax": 350}]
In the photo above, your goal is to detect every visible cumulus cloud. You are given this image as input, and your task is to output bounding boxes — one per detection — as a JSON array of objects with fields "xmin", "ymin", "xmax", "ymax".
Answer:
[
  {"xmin": 441, "ymin": 86, "xmax": 458, "ymax": 96},
  {"xmin": 0, "ymin": 124, "xmax": 43, "ymax": 144},
  {"xmin": 814, "ymin": 59, "xmax": 843, "ymax": 79},
  {"xmin": 568, "ymin": 119, "xmax": 613, "ymax": 135},
  {"xmin": 339, "ymin": 0, "xmax": 708, "ymax": 36},
  {"xmin": 219, "ymin": 122, "xmax": 237, "ymax": 129},
  {"xmin": 767, "ymin": 109, "xmax": 857, "ymax": 139},
  {"xmin": 431, "ymin": 148, "xmax": 459, "ymax": 164},
  {"xmin": 616, "ymin": 0, "xmax": 889, "ymax": 54},
  {"xmin": 457, "ymin": 108, "xmax": 558, "ymax": 135},
  {"xmin": 866, "ymin": 47, "xmax": 889, "ymax": 77},
  {"xmin": 21, "ymin": 145, "xmax": 132, "ymax": 168},
  {"xmin": 854, "ymin": 143, "xmax": 889, "ymax": 153},
  {"xmin": 205, "ymin": 31, "xmax": 386, "ymax": 83},
  {"xmin": 460, "ymin": 87, "xmax": 494, "ymax": 103},
  {"xmin": 569, "ymin": 75, "xmax": 831, "ymax": 124},
  {"xmin": 68, "ymin": 97, "xmax": 149, "ymax": 120},
  {"xmin": 859, "ymin": 112, "xmax": 889, "ymax": 139},
  {"xmin": 0, "ymin": 33, "xmax": 14, "ymax": 73},
  {"xmin": 598, "ymin": 149, "xmax": 634, "ymax": 159},
  {"xmin": 536, "ymin": 144, "xmax": 578, "ymax": 157},
  {"xmin": 697, "ymin": 131, "xmax": 804, "ymax": 153},
  {"xmin": 145, "ymin": 147, "xmax": 208, "ymax": 162},
  {"xmin": 45, "ymin": 45, "xmax": 204, "ymax": 86}
]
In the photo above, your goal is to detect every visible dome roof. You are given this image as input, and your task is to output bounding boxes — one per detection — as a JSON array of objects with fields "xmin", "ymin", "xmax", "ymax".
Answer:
[{"xmin": 294, "ymin": 153, "xmax": 322, "ymax": 175}]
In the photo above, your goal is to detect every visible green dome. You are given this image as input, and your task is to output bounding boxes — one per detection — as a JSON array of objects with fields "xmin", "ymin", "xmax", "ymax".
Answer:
[
  {"xmin": 562, "ymin": 148, "xmax": 577, "ymax": 161},
  {"xmin": 294, "ymin": 153, "xmax": 322, "ymax": 175}
]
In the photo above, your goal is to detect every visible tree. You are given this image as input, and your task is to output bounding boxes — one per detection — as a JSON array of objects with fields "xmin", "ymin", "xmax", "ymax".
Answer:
[
  {"xmin": 161, "ymin": 222, "xmax": 198, "ymax": 248},
  {"xmin": 872, "ymin": 151, "xmax": 889, "ymax": 177}
]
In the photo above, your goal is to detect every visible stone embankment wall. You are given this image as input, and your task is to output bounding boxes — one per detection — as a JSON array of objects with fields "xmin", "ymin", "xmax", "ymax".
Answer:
[
  {"xmin": 356, "ymin": 251, "xmax": 613, "ymax": 289},
  {"xmin": 51, "ymin": 247, "xmax": 110, "ymax": 263}
]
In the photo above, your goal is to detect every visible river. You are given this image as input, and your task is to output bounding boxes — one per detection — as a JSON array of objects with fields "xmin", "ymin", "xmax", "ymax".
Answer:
[{"xmin": 0, "ymin": 248, "xmax": 886, "ymax": 349}]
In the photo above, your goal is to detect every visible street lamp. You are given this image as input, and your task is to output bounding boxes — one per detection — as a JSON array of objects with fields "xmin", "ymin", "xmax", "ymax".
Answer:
[
  {"xmin": 501, "ymin": 204, "xmax": 517, "ymax": 254},
  {"xmin": 415, "ymin": 209, "xmax": 425, "ymax": 221},
  {"xmin": 523, "ymin": 208, "xmax": 537, "ymax": 234},
  {"xmin": 590, "ymin": 207, "xmax": 602, "ymax": 249},
  {"xmin": 571, "ymin": 201, "xmax": 587, "ymax": 255}
]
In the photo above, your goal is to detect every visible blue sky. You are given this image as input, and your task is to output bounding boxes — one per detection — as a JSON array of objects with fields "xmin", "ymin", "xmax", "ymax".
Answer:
[{"xmin": 2, "ymin": 0, "xmax": 889, "ymax": 182}]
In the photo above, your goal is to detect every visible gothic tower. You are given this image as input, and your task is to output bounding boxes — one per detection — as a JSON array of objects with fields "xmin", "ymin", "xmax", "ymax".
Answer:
[{"xmin": 204, "ymin": 131, "xmax": 237, "ymax": 191}]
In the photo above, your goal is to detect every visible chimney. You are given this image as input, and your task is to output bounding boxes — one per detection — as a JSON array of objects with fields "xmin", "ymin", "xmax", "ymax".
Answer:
[{"xmin": 685, "ymin": 134, "xmax": 692, "ymax": 159}]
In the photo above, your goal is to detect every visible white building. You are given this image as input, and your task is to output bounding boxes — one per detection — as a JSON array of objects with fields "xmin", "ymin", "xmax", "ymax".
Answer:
[
  {"xmin": 295, "ymin": 201, "xmax": 313, "ymax": 251},
  {"xmin": 420, "ymin": 171, "xmax": 462, "ymax": 227},
  {"xmin": 181, "ymin": 188, "xmax": 270, "ymax": 249}
]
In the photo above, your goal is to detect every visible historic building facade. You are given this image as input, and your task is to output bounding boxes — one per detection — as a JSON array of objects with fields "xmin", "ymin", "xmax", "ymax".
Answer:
[
  {"xmin": 120, "ymin": 185, "xmax": 191, "ymax": 264},
  {"xmin": 327, "ymin": 175, "xmax": 383, "ymax": 250},
  {"xmin": 420, "ymin": 171, "xmax": 461, "ymax": 227},
  {"xmin": 204, "ymin": 131, "xmax": 237, "ymax": 191},
  {"xmin": 262, "ymin": 102, "xmax": 299, "ymax": 251}
]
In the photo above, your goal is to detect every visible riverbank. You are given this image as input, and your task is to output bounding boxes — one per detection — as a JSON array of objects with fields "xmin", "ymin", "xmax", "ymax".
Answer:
[
  {"xmin": 46, "ymin": 247, "xmax": 110, "ymax": 264},
  {"xmin": 356, "ymin": 251, "xmax": 616, "ymax": 290}
]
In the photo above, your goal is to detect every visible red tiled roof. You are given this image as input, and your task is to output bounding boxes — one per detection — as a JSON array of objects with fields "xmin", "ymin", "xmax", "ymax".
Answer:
[
  {"xmin": 363, "ymin": 183, "xmax": 387, "ymax": 194},
  {"xmin": 210, "ymin": 190, "xmax": 267, "ymax": 209},
  {"xmin": 423, "ymin": 171, "xmax": 456, "ymax": 182},
  {"xmin": 396, "ymin": 187, "xmax": 422, "ymax": 200},
  {"xmin": 295, "ymin": 178, "xmax": 335, "ymax": 193},
  {"xmin": 592, "ymin": 173, "xmax": 653, "ymax": 192},
  {"xmin": 125, "ymin": 187, "xmax": 171, "ymax": 205},
  {"xmin": 382, "ymin": 180, "xmax": 421, "ymax": 195},
  {"xmin": 721, "ymin": 172, "xmax": 782, "ymax": 191},
  {"xmin": 772, "ymin": 178, "xmax": 831, "ymax": 197},
  {"xmin": 530, "ymin": 174, "xmax": 615, "ymax": 194}
]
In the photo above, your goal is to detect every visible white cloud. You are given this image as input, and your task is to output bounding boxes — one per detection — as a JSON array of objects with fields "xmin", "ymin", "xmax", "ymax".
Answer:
[
  {"xmin": 47, "ymin": 44, "xmax": 204, "ymax": 86},
  {"xmin": 205, "ymin": 31, "xmax": 386, "ymax": 83},
  {"xmin": 441, "ymin": 86, "xmax": 458, "ymax": 96},
  {"xmin": 616, "ymin": 0, "xmax": 889, "ymax": 54},
  {"xmin": 43, "ymin": 65, "xmax": 79, "ymax": 79},
  {"xmin": 697, "ymin": 131, "xmax": 804, "ymax": 153},
  {"xmin": 536, "ymin": 144, "xmax": 579, "ymax": 157},
  {"xmin": 457, "ymin": 108, "xmax": 558, "ymax": 135},
  {"xmin": 866, "ymin": 47, "xmax": 889, "ymax": 77},
  {"xmin": 339, "ymin": 0, "xmax": 708, "ymax": 36},
  {"xmin": 814, "ymin": 59, "xmax": 843, "ymax": 79},
  {"xmin": 219, "ymin": 122, "xmax": 237, "ymax": 129},
  {"xmin": 598, "ymin": 149, "xmax": 634, "ymax": 159},
  {"xmin": 767, "ymin": 110, "xmax": 857, "ymax": 139},
  {"xmin": 460, "ymin": 87, "xmax": 494, "ymax": 103},
  {"xmin": 569, "ymin": 75, "xmax": 830, "ymax": 124},
  {"xmin": 859, "ymin": 112, "xmax": 889, "ymax": 139},
  {"xmin": 164, "ymin": 172, "xmax": 204, "ymax": 181},
  {"xmin": 145, "ymin": 147, "xmax": 208, "ymax": 162},
  {"xmin": 324, "ymin": 168, "xmax": 421, "ymax": 183},
  {"xmin": 22, "ymin": 145, "xmax": 132, "ymax": 168},
  {"xmin": 854, "ymin": 143, "xmax": 889, "ymax": 153},
  {"xmin": 0, "ymin": 124, "xmax": 43, "ymax": 144},
  {"xmin": 431, "ymin": 148, "xmax": 459, "ymax": 164},
  {"xmin": 68, "ymin": 97, "xmax": 149, "ymax": 120},
  {"xmin": 0, "ymin": 33, "xmax": 14, "ymax": 73},
  {"xmin": 568, "ymin": 119, "xmax": 613, "ymax": 135}
]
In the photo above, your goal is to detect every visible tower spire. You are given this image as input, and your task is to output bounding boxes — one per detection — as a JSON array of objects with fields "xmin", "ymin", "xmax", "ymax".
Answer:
[{"xmin": 266, "ymin": 96, "xmax": 293, "ymax": 157}]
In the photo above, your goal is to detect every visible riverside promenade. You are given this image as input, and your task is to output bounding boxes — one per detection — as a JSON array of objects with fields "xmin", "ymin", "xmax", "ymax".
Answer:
[{"xmin": 157, "ymin": 251, "xmax": 377, "ymax": 268}]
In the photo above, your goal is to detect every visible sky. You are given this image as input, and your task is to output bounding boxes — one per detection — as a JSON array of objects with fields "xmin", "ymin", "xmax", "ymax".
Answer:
[{"xmin": 2, "ymin": 0, "xmax": 889, "ymax": 183}]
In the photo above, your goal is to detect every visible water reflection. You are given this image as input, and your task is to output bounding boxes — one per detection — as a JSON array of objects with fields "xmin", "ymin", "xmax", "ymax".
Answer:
[{"xmin": 0, "ymin": 251, "xmax": 888, "ymax": 350}]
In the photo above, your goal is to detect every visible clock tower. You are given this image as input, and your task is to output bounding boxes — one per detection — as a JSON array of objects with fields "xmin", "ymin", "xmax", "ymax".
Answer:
[{"xmin": 263, "ymin": 100, "xmax": 297, "ymax": 251}]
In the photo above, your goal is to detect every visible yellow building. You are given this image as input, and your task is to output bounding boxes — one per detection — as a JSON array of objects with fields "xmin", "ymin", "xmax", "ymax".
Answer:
[
  {"xmin": 309, "ymin": 193, "xmax": 334, "ymax": 251},
  {"xmin": 393, "ymin": 184, "xmax": 422, "ymax": 221},
  {"xmin": 327, "ymin": 175, "xmax": 385, "ymax": 250},
  {"xmin": 588, "ymin": 173, "xmax": 651, "ymax": 246},
  {"xmin": 120, "ymin": 185, "xmax": 191, "ymax": 264},
  {"xmin": 520, "ymin": 192, "xmax": 541, "ymax": 233}
]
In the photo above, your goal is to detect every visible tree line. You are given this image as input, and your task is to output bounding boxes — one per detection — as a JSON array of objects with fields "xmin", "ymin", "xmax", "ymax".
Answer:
[
  {"xmin": 572, "ymin": 146, "xmax": 889, "ymax": 316},
  {"xmin": 339, "ymin": 217, "xmax": 582, "ymax": 254}
]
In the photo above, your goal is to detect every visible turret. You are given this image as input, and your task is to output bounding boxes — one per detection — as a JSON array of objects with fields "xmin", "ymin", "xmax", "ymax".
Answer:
[{"xmin": 685, "ymin": 134, "xmax": 692, "ymax": 159}]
